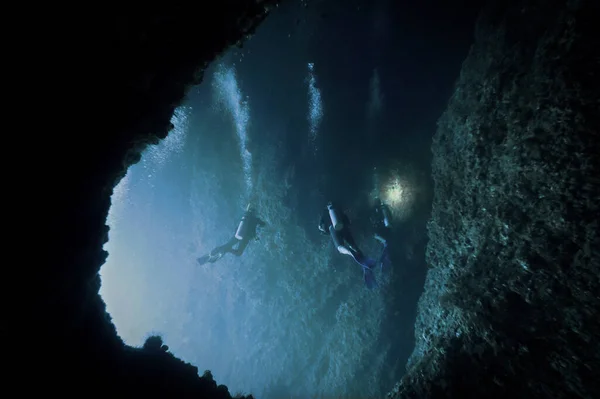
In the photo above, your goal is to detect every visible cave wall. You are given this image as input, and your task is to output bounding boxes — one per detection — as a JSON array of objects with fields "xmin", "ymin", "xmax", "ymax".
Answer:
[
  {"xmin": 33, "ymin": 2, "xmax": 281, "ymax": 397},
  {"xmin": 388, "ymin": 0, "xmax": 599, "ymax": 397}
]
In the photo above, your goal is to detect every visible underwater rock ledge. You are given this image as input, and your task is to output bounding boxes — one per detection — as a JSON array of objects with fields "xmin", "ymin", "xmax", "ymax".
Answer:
[{"xmin": 388, "ymin": 0, "xmax": 599, "ymax": 398}]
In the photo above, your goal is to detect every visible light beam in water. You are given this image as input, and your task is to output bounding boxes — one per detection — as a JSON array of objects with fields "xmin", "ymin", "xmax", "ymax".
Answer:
[
  {"xmin": 367, "ymin": 68, "xmax": 383, "ymax": 120},
  {"xmin": 384, "ymin": 176, "xmax": 405, "ymax": 208},
  {"xmin": 370, "ymin": 167, "xmax": 418, "ymax": 222},
  {"xmin": 212, "ymin": 64, "xmax": 253, "ymax": 198},
  {"xmin": 306, "ymin": 62, "xmax": 323, "ymax": 149}
]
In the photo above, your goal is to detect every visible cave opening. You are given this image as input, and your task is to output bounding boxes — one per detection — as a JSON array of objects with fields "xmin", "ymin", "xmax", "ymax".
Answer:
[{"xmin": 98, "ymin": 1, "xmax": 482, "ymax": 397}]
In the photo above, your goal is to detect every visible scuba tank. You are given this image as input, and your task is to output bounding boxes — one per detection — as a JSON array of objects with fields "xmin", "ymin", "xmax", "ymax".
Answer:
[
  {"xmin": 376, "ymin": 198, "xmax": 391, "ymax": 227},
  {"xmin": 235, "ymin": 204, "xmax": 253, "ymax": 240},
  {"xmin": 381, "ymin": 203, "xmax": 391, "ymax": 227},
  {"xmin": 327, "ymin": 202, "xmax": 344, "ymax": 231}
]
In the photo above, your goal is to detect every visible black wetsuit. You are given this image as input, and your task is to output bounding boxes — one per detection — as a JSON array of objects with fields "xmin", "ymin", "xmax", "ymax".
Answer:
[
  {"xmin": 197, "ymin": 212, "xmax": 265, "ymax": 265},
  {"xmin": 372, "ymin": 203, "xmax": 392, "ymax": 240},
  {"xmin": 318, "ymin": 206, "xmax": 377, "ymax": 288},
  {"xmin": 371, "ymin": 203, "xmax": 392, "ymax": 273}
]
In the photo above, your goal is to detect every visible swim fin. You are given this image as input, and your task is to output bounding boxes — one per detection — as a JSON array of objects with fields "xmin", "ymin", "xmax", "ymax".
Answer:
[
  {"xmin": 379, "ymin": 246, "xmax": 391, "ymax": 275},
  {"xmin": 363, "ymin": 266, "xmax": 378, "ymax": 289},
  {"xmin": 196, "ymin": 255, "xmax": 210, "ymax": 266}
]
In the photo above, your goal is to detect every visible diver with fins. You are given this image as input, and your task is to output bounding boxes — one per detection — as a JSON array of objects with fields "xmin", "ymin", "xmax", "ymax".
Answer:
[
  {"xmin": 319, "ymin": 202, "xmax": 378, "ymax": 289},
  {"xmin": 372, "ymin": 198, "xmax": 393, "ymax": 274},
  {"xmin": 197, "ymin": 204, "xmax": 266, "ymax": 266}
]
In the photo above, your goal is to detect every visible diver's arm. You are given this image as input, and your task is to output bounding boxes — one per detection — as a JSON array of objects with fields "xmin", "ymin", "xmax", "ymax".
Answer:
[{"xmin": 318, "ymin": 214, "xmax": 330, "ymax": 235}]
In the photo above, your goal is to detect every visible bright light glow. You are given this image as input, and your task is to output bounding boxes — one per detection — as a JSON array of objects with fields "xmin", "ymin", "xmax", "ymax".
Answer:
[
  {"xmin": 374, "ymin": 168, "xmax": 418, "ymax": 222},
  {"xmin": 384, "ymin": 177, "xmax": 405, "ymax": 207}
]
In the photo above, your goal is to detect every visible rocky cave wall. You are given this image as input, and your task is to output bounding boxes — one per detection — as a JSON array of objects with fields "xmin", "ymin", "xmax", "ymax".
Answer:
[
  {"xmin": 388, "ymin": 0, "xmax": 599, "ymax": 398},
  {"xmin": 34, "ymin": 2, "xmax": 281, "ymax": 397}
]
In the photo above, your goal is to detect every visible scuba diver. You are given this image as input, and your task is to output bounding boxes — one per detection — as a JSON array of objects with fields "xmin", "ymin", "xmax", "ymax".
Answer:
[
  {"xmin": 319, "ymin": 202, "xmax": 377, "ymax": 289},
  {"xmin": 197, "ymin": 205, "xmax": 265, "ymax": 266},
  {"xmin": 372, "ymin": 198, "xmax": 393, "ymax": 274}
]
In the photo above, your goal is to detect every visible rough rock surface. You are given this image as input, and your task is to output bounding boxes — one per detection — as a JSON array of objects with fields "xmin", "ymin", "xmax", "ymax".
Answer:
[
  {"xmin": 29, "ymin": 2, "xmax": 280, "ymax": 397},
  {"xmin": 388, "ymin": 0, "xmax": 599, "ymax": 398}
]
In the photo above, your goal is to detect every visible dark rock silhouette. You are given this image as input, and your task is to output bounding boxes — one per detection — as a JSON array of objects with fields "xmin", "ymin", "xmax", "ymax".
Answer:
[{"xmin": 28, "ymin": 2, "xmax": 280, "ymax": 397}]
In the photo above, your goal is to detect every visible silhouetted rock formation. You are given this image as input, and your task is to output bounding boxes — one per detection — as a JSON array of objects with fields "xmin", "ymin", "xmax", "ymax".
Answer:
[
  {"xmin": 34, "ymin": 2, "xmax": 280, "ymax": 397},
  {"xmin": 388, "ymin": 0, "xmax": 599, "ymax": 398}
]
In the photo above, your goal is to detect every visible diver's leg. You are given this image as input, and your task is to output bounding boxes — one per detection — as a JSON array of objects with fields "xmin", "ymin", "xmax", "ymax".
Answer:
[
  {"xmin": 351, "ymin": 250, "xmax": 376, "ymax": 269},
  {"xmin": 374, "ymin": 224, "xmax": 391, "ymax": 244},
  {"xmin": 197, "ymin": 243, "xmax": 227, "ymax": 265},
  {"xmin": 374, "ymin": 226, "xmax": 392, "ymax": 273},
  {"xmin": 230, "ymin": 238, "xmax": 250, "ymax": 256},
  {"xmin": 374, "ymin": 234, "xmax": 387, "ymax": 245},
  {"xmin": 342, "ymin": 229, "xmax": 360, "ymax": 253},
  {"xmin": 378, "ymin": 245, "xmax": 392, "ymax": 274},
  {"xmin": 196, "ymin": 254, "xmax": 210, "ymax": 265},
  {"xmin": 208, "ymin": 244, "xmax": 226, "ymax": 258},
  {"xmin": 209, "ymin": 246, "xmax": 223, "ymax": 257},
  {"xmin": 348, "ymin": 251, "xmax": 378, "ymax": 289},
  {"xmin": 217, "ymin": 237, "xmax": 238, "ymax": 254},
  {"xmin": 331, "ymin": 227, "xmax": 377, "ymax": 288},
  {"xmin": 203, "ymin": 237, "xmax": 238, "ymax": 263},
  {"xmin": 329, "ymin": 226, "xmax": 349, "ymax": 255},
  {"xmin": 198, "ymin": 249, "xmax": 223, "ymax": 265}
]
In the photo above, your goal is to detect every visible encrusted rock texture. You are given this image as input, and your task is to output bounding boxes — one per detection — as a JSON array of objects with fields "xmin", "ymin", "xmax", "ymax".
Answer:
[{"xmin": 389, "ymin": 0, "xmax": 599, "ymax": 398}]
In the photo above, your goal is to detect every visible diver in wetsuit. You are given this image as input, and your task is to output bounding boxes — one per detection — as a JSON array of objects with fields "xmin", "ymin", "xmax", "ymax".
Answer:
[
  {"xmin": 372, "ymin": 199, "xmax": 393, "ymax": 273},
  {"xmin": 197, "ymin": 205, "xmax": 266, "ymax": 266},
  {"xmin": 319, "ymin": 202, "xmax": 377, "ymax": 288}
]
